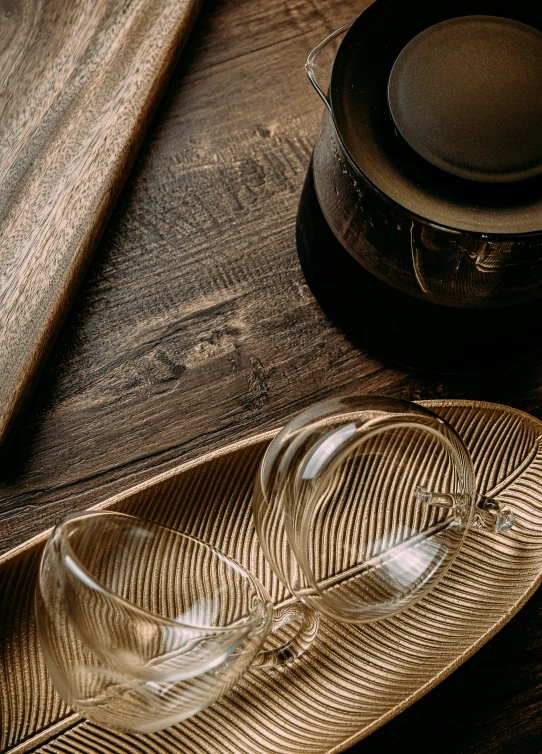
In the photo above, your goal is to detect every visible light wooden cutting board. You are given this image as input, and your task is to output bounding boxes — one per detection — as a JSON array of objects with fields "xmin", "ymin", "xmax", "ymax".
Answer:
[{"xmin": 0, "ymin": 0, "xmax": 202, "ymax": 444}]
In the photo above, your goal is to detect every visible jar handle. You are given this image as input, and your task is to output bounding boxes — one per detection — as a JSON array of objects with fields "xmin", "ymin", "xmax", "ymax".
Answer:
[
  {"xmin": 306, "ymin": 20, "xmax": 356, "ymax": 113},
  {"xmin": 251, "ymin": 601, "xmax": 319, "ymax": 669}
]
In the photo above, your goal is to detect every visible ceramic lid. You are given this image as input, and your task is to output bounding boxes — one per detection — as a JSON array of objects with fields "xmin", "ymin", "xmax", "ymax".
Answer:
[
  {"xmin": 388, "ymin": 16, "xmax": 542, "ymax": 183},
  {"xmin": 330, "ymin": 0, "xmax": 542, "ymax": 235}
]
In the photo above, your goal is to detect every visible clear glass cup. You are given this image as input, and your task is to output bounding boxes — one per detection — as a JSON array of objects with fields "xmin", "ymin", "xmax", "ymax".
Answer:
[
  {"xmin": 252, "ymin": 395, "xmax": 514, "ymax": 623},
  {"xmin": 36, "ymin": 511, "xmax": 318, "ymax": 733}
]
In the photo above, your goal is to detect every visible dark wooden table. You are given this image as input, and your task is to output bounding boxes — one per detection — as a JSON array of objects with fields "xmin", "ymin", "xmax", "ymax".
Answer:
[{"xmin": 1, "ymin": 0, "xmax": 542, "ymax": 751}]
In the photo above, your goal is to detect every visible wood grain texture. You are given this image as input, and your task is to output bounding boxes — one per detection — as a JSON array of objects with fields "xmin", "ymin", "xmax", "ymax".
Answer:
[
  {"xmin": 0, "ymin": 0, "xmax": 542, "ymax": 751},
  {"xmin": 0, "ymin": 0, "xmax": 202, "ymax": 445},
  {"xmin": 1, "ymin": 401, "xmax": 542, "ymax": 753}
]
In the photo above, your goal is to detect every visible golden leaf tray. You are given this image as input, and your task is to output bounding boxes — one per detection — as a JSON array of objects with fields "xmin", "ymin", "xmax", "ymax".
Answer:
[{"xmin": 2, "ymin": 400, "xmax": 542, "ymax": 753}]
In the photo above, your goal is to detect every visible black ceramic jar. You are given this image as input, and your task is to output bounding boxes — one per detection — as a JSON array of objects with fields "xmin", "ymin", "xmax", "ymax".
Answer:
[{"xmin": 297, "ymin": 0, "xmax": 542, "ymax": 369}]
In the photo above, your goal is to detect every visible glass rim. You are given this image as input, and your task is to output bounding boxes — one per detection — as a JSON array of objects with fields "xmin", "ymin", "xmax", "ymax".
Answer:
[{"xmin": 47, "ymin": 510, "xmax": 270, "ymax": 634}]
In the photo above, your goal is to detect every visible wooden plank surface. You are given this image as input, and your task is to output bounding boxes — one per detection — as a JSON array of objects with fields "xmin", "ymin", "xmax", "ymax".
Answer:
[
  {"xmin": 0, "ymin": 0, "xmax": 541, "ymax": 751},
  {"xmin": 0, "ymin": 0, "xmax": 201, "ymax": 444}
]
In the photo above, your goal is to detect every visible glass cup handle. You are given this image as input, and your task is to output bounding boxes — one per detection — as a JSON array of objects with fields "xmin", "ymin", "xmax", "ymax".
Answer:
[
  {"xmin": 415, "ymin": 487, "xmax": 515, "ymax": 534},
  {"xmin": 251, "ymin": 602, "xmax": 319, "ymax": 669},
  {"xmin": 306, "ymin": 19, "xmax": 356, "ymax": 113}
]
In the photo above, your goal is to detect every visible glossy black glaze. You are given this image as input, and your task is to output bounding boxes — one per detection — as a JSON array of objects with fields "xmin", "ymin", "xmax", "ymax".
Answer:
[
  {"xmin": 329, "ymin": 0, "xmax": 542, "ymax": 235},
  {"xmin": 297, "ymin": 159, "xmax": 542, "ymax": 372},
  {"xmin": 313, "ymin": 108, "xmax": 542, "ymax": 308}
]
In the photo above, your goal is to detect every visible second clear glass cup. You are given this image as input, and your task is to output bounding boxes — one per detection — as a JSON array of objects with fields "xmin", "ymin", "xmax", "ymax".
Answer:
[{"xmin": 36, "ymin": 511, "xmax": 318, "ymax": 733}]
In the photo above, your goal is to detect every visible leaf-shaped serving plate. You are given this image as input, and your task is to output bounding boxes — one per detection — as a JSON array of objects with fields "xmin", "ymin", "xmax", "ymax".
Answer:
[{"xmin": 2, "ymin": 400, "xmax": 542, "ymax": 753}]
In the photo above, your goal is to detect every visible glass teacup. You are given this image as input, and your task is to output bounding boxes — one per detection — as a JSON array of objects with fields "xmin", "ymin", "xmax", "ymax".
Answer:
[
  {"xmin": 36, "ymin": 511, "xmax": 317, "ymax": 733},
  {"xmin": 252, "ymin": 395, "xmax": 515, "ymax": 624}
]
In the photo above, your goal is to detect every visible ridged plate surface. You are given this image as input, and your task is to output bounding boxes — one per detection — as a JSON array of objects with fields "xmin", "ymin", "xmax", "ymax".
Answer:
[{"xmin": 1, "ymin": 400, "xmax": 542, "ymax": 753}]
